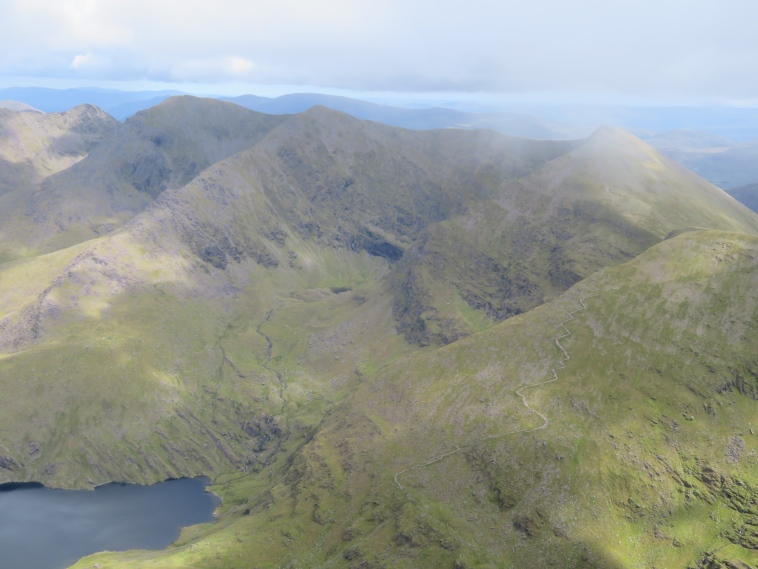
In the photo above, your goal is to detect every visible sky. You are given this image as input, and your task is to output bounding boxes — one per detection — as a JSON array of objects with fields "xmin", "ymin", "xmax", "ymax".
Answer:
[{"xmin": 0, "ymin": 0, "xmax": 757, "ymax": 106}]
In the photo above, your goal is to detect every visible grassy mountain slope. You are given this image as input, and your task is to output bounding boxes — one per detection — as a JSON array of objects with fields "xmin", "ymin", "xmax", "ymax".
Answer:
[
  {"xmin": 390, "ymin": 126, "xmax": 758, "ymax": 345},
  {"xmin": 1, "ymin": 104, "xmax": 758, "ymax": 567},
  {"xmin": 537, "ymin": 127, "xmax": 758, "ymax": 235},
  {"xmin": 2, "ymin": 109, "xmax": 757, "ymax": 492},
  {"xmin": 0, "ymin": 104, "xmax": 116, "ymax": 196},
  {"xmin": 70, "ymin": 228, "xmax": 758, "ymax": 569},
  {"xmin": 0, "ymin": 228, "xmax": 397, "ymax": 488},
  {"xmin": 0, "ymin": 97, "xmax": 287, "ymax": 261},
  {"xmin": 126, "ymin": 104, "xmax": 584, "ymax": 346},
  {"xmin": 0, "ymin": 105, "xmax": 577, "ymax": 487}
]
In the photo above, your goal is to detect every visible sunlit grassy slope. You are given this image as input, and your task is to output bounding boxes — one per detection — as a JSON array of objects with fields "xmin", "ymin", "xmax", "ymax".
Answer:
[
  {"xmin": 0, "ymin": 224, "xmax": 399, "ymax": 487},
  {"xmin": 0, "ymin": 104, "xmax": 116, "ymax": 191},
  {"xmin": 1, "ymin": 99, "xmax": 758, "ymax": 568},
  {"xmin": 70, "ymin": 229, "xmax": 758, "ymax": 569},
  {"xmin": 0, "ymin": 105, "xmax": 118, "ymax": 263},
  {"xmin": 0, "ymin": 97, "xmax": 288, "ymax": 261}
]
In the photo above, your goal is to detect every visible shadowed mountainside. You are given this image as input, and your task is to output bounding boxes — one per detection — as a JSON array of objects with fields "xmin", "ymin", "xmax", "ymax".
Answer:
[
  {"xmin": 0, "ymin": 97, "xmax": 288, "ymax": 260},
  {"xmin": 390, "ymin": 125, "xmax": 758, "ymax": 344},
  {"xmin": 0, "ymin": 105, "xmax": 118, "ymax": 262},
  {"xmin": 0, "ymin": 104, "xmax": 117, "ymax": 197},
  {"xmin": 1, "ymin": 98, "xmax": 758, "ymax": 568}
]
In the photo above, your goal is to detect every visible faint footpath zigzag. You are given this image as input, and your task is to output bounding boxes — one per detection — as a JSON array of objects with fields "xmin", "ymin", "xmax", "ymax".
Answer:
[{"xmin": 393, "ymin": 296, "xmax": 594, "ymax": 499}]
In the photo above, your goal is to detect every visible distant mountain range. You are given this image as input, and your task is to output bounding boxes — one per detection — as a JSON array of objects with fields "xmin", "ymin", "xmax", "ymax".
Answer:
[
  {"xmin": 0, "ymin": 87, "xmax": 589, "ymax": 140},
  {"xmin": 0, "ymin": 87, "xmax": 182, "ymax": 117},
  {"xmin": 727, "ymin": 182, "xmax": 758, "ymax": 212},
  {"xmin": 219, "ymin": 92, "xmax": 591, "ymax": 140},
  {"xmin": 5, "ymin": 86, "xmax": 758, "ymax": 139},
  {"xmin": 639, "ymin": 129, "xmax": 758, "ymax": 191}
]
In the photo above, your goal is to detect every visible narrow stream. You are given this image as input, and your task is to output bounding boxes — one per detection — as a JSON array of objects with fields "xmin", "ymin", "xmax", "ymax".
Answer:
[{"xmin": 0, "ymin": 477, "xmax": 219, "ymax": 569}]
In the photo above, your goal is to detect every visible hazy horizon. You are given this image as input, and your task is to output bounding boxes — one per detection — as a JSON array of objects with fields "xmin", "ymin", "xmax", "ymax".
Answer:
[{"xmin": 2, "ymin": 1, "xmax": 758, "ymax": 109}]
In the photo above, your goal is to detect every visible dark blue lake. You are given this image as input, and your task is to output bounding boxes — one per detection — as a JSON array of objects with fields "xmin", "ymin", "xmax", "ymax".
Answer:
[{"xmin": 0, "ymin": 477, "xmax": 219, "ymax": 569}]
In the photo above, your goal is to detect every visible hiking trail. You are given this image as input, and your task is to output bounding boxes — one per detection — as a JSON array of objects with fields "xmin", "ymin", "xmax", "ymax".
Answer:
[{"xmin": 394, "ymin": 296, "xmax": 594, "ymax": 497}]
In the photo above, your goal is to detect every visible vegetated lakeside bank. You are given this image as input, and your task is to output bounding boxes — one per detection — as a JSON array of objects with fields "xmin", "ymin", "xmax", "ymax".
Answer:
[
  {"xmin": 0, "ymin": 475, "xmax": 219, "ymax": 493},
  {"xmin": 0, "ymin": 477, "xmax": 219, "ymax": 569}
]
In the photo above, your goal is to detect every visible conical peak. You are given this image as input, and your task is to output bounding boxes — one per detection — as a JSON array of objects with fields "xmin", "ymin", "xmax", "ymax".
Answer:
[
  {"xmin": 571, "ymin": 125, "xmax": 665, "ymax": 166},
  {"xmin": 583, "ymin": 125, "xmax": 646, "ymax": 148}
]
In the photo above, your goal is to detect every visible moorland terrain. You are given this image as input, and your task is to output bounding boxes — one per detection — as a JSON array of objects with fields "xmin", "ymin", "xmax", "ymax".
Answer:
[{"xmin": 1, "ymin": 96, "xmax": 757, "ymax": 568}]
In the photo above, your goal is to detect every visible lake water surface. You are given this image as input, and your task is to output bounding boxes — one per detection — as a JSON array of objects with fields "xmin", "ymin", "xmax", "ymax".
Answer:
[{"xmin": 0, "ymin": 477, "xmax": 219, "ymax": 569}]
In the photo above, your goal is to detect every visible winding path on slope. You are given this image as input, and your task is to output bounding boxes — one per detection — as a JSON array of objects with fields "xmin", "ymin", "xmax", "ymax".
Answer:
[{"xmin": 394, "ymin": 296, "xmax": 594, "ymax": 497}]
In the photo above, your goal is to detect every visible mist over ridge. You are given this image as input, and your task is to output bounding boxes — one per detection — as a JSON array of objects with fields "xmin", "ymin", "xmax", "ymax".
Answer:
[
  {"xmin": 0, "ymin": 91, "xmax": 757, "ymax": 567},
  {"xmin": 0, "ymin": 0, "xmax": 758, "ymax": 569},
  {"xmin": 2, "ymin": 2, "xmax": 758, "ymax": 562}
]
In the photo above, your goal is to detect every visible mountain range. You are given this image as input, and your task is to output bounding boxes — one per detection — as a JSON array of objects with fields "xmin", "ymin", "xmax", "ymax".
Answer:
[
  {"xmin": 641, "ymin": 129, "xmax": 758, "ymax": 191},
  {"xmin": 7, "ymin": 87, "xmax": 758, "ymax": 202},
  {"xmin": 0, "ymin": 96, "xmax": 757, "ymax": 568}
]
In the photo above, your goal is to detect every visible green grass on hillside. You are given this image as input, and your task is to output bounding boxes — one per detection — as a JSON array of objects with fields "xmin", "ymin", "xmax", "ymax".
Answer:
[
  {"xmin": 2, "ymin": 102, "xmax": 758, "ymax": 568},
  {"xmin": 67, "ymin": 230, "xmax": 758, "ymax": 568}
]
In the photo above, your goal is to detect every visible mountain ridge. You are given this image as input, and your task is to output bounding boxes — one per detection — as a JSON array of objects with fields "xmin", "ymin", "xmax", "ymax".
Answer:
[
  {"xmin": 0, "ymin": 97, "xmax": 289, "ymax": 261},
  {"xmin": 0, "ymin": 100, "xmax": 757, "ymax": 567}
]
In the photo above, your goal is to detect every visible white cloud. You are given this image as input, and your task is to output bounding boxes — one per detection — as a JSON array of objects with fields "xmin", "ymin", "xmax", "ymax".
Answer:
[
  {"xmin": 69, "ymin": 52, "xmax": 111, "ymax": 73},
  {"xmin": 169, "ymin": 57, "xmax": 256, "ymax": 82},
  {"xmin": 0, "ymin": 0, "xmax": 757, "ymax": 101},
  {"xmin": 12, "ymin": 0, "xmax": 133, "ymax": 49}
]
